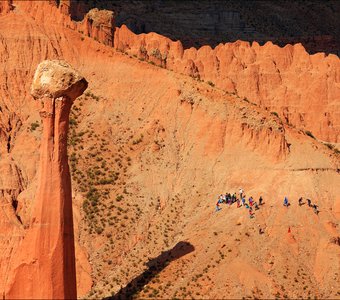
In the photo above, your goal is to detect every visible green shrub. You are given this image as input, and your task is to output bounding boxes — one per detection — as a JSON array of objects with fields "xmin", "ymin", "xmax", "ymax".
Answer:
[
  {"xmin": 116, "ymin": 194, "xmax": 123, "ymax": 202},
  {"xmin": 207, "ymin": 81, "xmax": 215, "ymax": 87},
  {"xmin": 69, "ymin": 118, "xmax": 77, "ymax": 126},
  {"xmin": 271, "ymin": 111, "xmax": 279, "ymax": 117},
  {"xmin": 95, "ymin": 227, "xmax": 103, "ymax": 234},
  {"xmin": 132, "ymin": 134, "xmax": 143, "ymax": 145},
  {"xmin": 84, "ymin": 91, "xmax": 100, "ymax": 101},
  {"xmin": 150, "ymin": 48, "xmax": 162, "ymax": 59},
  {"xmin": 69, "ymin": 153, "xmax": 77, "ymax": 162},
  {"xmin": 30, "ymin": 122, "xmax": 40, "ymax": 131},
  {"xmin": 98, "ymin": 178, "xmax": 115, "ymax": 185},
  {"xmin": 86, "ymin": 187, "xmax": 100, "ymax": 204}
]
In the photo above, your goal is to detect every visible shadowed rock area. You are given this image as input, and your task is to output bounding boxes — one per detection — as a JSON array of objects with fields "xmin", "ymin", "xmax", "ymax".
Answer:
[
  {"xmin": 61, "ymin": 0, "xmax": 340, "ymax": 55},
  {"xmin": 109, "ymin": 241, "xmax": 195, "ymax": 299},
  {"xmin": 4, "ymin": 60, "xmax": 87, "ymax": 299}
]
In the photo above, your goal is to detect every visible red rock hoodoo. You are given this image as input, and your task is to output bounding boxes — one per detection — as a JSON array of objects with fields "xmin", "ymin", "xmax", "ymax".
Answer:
[{"xmin": 4, "ymin": 60, "xmax": 88, "ymax": 299}]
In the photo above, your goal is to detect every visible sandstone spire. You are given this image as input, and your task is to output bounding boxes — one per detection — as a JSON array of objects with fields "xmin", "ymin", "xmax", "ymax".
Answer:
[{"xmin": 5, "ymin": 60, "xmax": 88, "ymax": 299}]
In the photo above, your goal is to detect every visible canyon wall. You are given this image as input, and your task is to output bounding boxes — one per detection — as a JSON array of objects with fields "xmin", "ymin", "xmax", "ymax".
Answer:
[
  {"xmin": 0, "ymin": 2, "xmax": 338, "ymax": 299},
  {"xmin": 13, "ymin": 0, "xmax": 115, "ymax": 47},
  {"xmin": 114, "ymin": 25, "xmax": 340, "ymax": 143},
  {"xmin": 54, "ymin": 0, "xmax": 340, "ymax": 55},
  {"xmin": 6, "ymin": 0, "xmax": 339, "ymax": 143},
  {"xmin": 59, "ymin": 0, "xmax": 115, "ymax": 46}
]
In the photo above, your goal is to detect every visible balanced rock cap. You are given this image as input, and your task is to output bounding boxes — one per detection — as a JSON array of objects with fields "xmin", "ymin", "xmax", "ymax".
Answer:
[{"xmin": 31, "ymin": 60, "xmax": 88, "ymax": 100}]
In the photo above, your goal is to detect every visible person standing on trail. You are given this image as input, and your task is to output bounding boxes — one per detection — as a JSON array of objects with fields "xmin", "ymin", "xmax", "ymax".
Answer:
[
  {"xmin": 283, "ymin": 196, "xmax": 289, "ymax": 207},
  {"xmin": 313, "ymin": 204, "xmax": 319, "ymax": 215},
  {"xmin": 239, "ymin": 188, "xmax": 244, "ymax": 199},
  {"xmin": 226, "ymin": 194, "xmax": 231, "ymax": 206},
  {"xmin": 237, "ymin": 199, "xmax": 241, "ymax": 208},
  {"xmin": 259, "ymin": 196, "xmax": 263, "ymax": 206},
  {"xmin": 249, "ymin": 196, "xmax": 253, "ymax": 207},
  {"xmin": 254, "ymin": 202, "xmax": 259, "ymax": 210},
  {"xmin": 307, "ymin": 199, "xmax": 311, "ymax": 207},
  {"xmin": 242, "ymin": 197, "xmax": 246, "ymax": 207},
  {"xmin": 249, "ymin": 208, "xmax": 254, "ymax": 218},
  {"xmin": 298, "ymin": 197, "xmax": 303, "ymax": 206},
  {"xmin": 230, "ymin": 193, "xmax": 234, "ymax": 203},
  {"xmin": 215, "ymin": 196, "xmax": 223, "ymax": 212},
  {"xmin": 221, "ymin": 194, "xmax": 226, "ymax": 204},
  {"xmin": 216, "ymin": 201, "xmax": 221, "ymax": 212}
]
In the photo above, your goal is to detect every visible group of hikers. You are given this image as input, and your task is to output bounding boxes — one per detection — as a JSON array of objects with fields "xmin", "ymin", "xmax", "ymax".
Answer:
[
  {"xmin": 285, "ymin": 196, "xmax": 319, "ymax": 215},
  {"xmin": 215, "ymin": 188, "xmax": 263, "ymax": 219},
  {"xmin": 215, "ymin": 188, "xmax": 320, "ymax": 219}
]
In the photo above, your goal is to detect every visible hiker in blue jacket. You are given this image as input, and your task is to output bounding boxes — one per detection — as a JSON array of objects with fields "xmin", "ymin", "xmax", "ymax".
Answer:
[{"xmin": 283, "ymin": 196, "xmax": 289, "ymax": 207}]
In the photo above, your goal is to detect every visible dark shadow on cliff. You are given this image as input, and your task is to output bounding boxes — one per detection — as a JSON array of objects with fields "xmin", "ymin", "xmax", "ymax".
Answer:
[
  {"xmin": 104, "ymin": 241, "xmax": 195, "ymax": 300},
  {"xmin": 68, "ymin": 0, "xmax": 339, "ymax": 56}
]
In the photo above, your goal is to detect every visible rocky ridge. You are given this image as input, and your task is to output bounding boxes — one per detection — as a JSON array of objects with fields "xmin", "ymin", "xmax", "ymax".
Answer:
[
  {"xmin": 0, "ymin": 1, "xmax": 339, "ymax": 299},
  {"xmin": 56, "ymin": 0, "xmax": 340, "ymax": 55},
  {"xmin": 3, "ymin": 0, "xmax": 338, "ymax": 144},
  {"xmin": 10, "ymin": 0, "xmax": 115, "ymax": 46},
  {"xmin": 114, "ymin": 25, "xmax": 340, "ymax": 143}
]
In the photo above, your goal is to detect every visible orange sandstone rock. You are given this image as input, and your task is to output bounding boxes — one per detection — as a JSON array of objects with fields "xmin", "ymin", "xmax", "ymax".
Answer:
[
  {"xmin": 5, "ymin": 60, "xmax": 87, "ymax": 299},
  {"xmin": 78, "ymin": 8, "xmax": 115, "ymax": 47},
  {"xmin": 114, "ymin": 25, "xmax": 340, "ymax": 142},
  {"xmin": 0, "ymin": 0, "xmax": 13, "ymax": 15}
]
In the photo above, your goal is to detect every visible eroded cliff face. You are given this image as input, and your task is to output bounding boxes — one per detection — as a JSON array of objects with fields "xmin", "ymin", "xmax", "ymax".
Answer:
[
  {"xmin": 114, "ymin": 25, "xmax": 340, "ymax": 143},
  {"xmin": 13, "ymin": 0, "xmax": 115, "ymax": 47},
  {"xmin": 4, "ymin": 0, "xmax": 339, "ymax": 143},
  {"xmin": 0, "ymin": 159, "xmax": 25, "ymax": 229},
  {"xmin": 4, "ymin": 60, "xmax": 87, "ymax": 299},
  {"xmin": 59, "ymin": 0, "xmax": 116, "ymax": 46},
  {"xmin": 77, "ymin": 8, "xmax": 115, "ymax": 47},
  {"xmin": 51, "ymin": 0, "xmax": 340, "ymax": 55},
  {"xmin": 0, "ymin": 2, "xmax": 339, "ymax": 300}
]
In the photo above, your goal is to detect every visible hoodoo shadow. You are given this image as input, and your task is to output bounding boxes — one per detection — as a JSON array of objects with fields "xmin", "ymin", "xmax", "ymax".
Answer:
[{"xmin": 106, "ymin": 241, "xmax": 195, "ymax": 299}]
